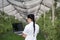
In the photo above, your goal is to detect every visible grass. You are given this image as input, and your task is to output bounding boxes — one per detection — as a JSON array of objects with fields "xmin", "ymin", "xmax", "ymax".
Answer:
[
  {"xmin": 0, "ymin": 30, "xmax": 45, "ymax": 40},
  {"xmin": 0, "ymin": 31, "xmax": 24, "ymax": 40}
]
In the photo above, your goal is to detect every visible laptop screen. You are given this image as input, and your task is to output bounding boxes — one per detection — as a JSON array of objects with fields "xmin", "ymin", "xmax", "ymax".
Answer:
[{"xmin": 12, "ymin": 23, "xmax": 24, "ymax": 32}]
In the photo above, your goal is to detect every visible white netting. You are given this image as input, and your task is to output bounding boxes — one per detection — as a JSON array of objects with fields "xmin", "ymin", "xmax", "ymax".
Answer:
[{"xmin": 0, "ymin": 0, "xmax": 60, "ymax": 21}]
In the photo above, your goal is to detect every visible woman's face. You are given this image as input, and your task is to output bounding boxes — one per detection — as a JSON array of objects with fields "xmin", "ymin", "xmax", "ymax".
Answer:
[{"xmin": 26, "ymin": 18, "xmax": 32, "ymax": 23}]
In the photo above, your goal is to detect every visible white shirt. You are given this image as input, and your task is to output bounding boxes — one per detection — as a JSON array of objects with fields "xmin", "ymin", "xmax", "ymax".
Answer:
[{"xmin": 23, "ymin": 22, "xmax": 39, "ymax": 40}]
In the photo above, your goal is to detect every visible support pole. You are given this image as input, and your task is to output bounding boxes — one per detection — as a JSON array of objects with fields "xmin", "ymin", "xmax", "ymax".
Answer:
[{"xmin": 52, "ymin": 0, "xmax": 55, "ymax": 27}]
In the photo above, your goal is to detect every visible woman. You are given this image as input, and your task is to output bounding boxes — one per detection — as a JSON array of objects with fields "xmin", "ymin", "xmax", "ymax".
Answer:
[{"xmin": 22, "ymin": 14, "xmax": 39, "ymax": 40}]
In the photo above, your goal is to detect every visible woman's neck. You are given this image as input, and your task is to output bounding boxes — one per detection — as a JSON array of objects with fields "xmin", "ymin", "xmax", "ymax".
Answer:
[{"xmin": 28, "ymin": 21, "xmax": 33, "ymax": 24}]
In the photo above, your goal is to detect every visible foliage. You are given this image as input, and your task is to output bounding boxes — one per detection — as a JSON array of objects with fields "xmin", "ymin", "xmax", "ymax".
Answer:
[
  {"xmin": 55, "ymin": 7, "xmax": 60, "ymax": 40},
  {"xmin": 37, "ymin": 7, "xmax": 60, "ymax": 40},
  {"xmin": 0, "ymin": 11, "xmax": 20, "ymax": 34}
]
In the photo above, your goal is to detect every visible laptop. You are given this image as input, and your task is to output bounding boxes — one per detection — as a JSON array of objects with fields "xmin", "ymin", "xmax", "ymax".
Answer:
[{"xmin": 12, "ymin": 23, "xmax": 24, "ymax": 35}]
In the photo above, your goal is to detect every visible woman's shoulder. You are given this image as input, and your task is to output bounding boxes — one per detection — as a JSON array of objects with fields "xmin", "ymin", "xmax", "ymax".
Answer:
[
  {"xmin": 35, "ymin": 24, "xmax": 39, "ymax": 28},
  {"xmin": 25, "ymin": 24, "xmax": 30, "ymax": 28},
  {"xmin": 35, "ymin": 24, "xmax": 39, "ymax": 26}
]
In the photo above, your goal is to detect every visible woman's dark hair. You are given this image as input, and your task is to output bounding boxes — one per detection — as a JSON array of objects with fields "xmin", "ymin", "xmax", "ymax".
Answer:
[{"xmin": 27, "ymin": 14, "xmax": 35, "ymax": 34}]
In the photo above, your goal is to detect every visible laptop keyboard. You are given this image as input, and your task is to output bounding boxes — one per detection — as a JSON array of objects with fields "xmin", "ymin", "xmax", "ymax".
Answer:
[{"xmin": 14, "ymin": 31, "xmax": 23, "ymax": 35}]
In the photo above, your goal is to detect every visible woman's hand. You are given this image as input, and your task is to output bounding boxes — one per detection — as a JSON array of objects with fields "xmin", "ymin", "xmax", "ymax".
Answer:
[{"xmin": 22, "ymin": 33, "xmax": 27, "ymax": 38}]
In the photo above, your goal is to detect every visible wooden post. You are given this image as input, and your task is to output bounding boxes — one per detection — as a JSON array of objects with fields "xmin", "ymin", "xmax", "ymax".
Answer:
[
  {"xmin": 43, "ymin": 0, "xmax": 45, "ymax": 30},
  {"xmin": 52, "ymin": 0, "xmax": 55, "ymax": 27}
]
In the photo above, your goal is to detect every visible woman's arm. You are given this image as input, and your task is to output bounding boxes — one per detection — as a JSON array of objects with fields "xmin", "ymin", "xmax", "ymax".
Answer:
[{"xmin": 22, "ymin": 25, "xmax": 28, "ymax": 38}]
